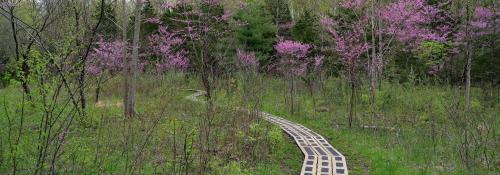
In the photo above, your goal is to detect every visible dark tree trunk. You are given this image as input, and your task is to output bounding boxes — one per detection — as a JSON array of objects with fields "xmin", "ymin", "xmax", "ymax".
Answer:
[{"xmin": 8, "ymin": 7, "xmax": 31, "ymax": 98}]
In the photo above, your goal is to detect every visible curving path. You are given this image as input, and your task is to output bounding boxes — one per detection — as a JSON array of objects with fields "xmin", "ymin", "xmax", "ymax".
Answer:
[{"xmin": 186, "ymin": 90, "xmax": 348, "ymax": 175}]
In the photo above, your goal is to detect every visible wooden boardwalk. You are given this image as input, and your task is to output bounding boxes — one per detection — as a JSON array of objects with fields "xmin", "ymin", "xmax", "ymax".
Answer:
[
  {"xmin": 186, "ymin": 90, "xmax": 348, "ymax": 175},
  {"xmin": 262, "ymin": 112, "xmax": 348, "ymax": 175}
]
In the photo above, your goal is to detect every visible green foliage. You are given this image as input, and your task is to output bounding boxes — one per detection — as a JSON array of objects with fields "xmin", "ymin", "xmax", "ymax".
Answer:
[
  {"xmin": 0, "ymin": 51, "xmax": 9, "ymax": 88},
  {"xmin": 210, "ymin": 161, "xmax": 249, "ymax": 175},
  {"xmin": 234, "ymin": 2, "xmax": 277, "ymax": 56},
  {"xmin": 161, "ymin": 5, "xmax": 195, "ymax": 32},
  {"xmin": 141, "ymin": 0, "xmax": 158, "ymax": 37},
  {"xmin": 291, "ymin": 11, "xmax": 320, "ymax": 44},
  {"xmin": 93, "ymin": 0, "xmax": 119, "ymax": 39},
  {"xmin": 261, "ymin": 75, "xmax": 499, "ymax": 174},
  {"xmin": 416, "ymin": 41, "xmax": 447, "ymax": 69},
  {"xmin": 472, "ymin": 33, "xmax": 500, "ymax": 82},
  {"xmin": 265, "ymin": 0, "xmax": 292, "ymax": 37},
  {"xmin": 265, "ymin": 0, "xmax": 292, "ymax": 24}
]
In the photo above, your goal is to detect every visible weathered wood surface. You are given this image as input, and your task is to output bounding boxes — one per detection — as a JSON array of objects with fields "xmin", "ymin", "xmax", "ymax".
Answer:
[{"xmin": 186, "ymin": 90, "xmax": 348, "ymax": 175}]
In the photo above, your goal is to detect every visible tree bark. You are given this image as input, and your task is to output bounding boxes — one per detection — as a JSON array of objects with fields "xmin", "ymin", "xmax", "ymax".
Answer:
[
  {"xmin": 369, "ymin": 0, "xmax": 376, "ymax": 105},
  {"xmin": 77, "ymin": 0, "xmax": 106, "ymax": 114},
  {"xmin": 8, "ymin": 6, "xmax": 31, "ymax": 98},
  {"xmin": 124, "ymin": 0, "xmax": 141, "ymax": 118},
  {"xmin": 348, "ymin": 68, "xmax": 355, "ymax": 128},
  {"xmin": 465, "ymin": 1, "xmax": 472, "ymax": 110},
  {"xmin": 121, "ymin": 0, "xmax": 129, "ymax": 112},
  {"xmin": 349, "ymin": 79, "xmax": 355, "ymax": 128}
]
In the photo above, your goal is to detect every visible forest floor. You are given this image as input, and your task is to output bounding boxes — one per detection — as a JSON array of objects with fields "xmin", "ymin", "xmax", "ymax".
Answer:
[{"xmin": 0, "ymin": 73, "xmax": 498, "ymax": 174}]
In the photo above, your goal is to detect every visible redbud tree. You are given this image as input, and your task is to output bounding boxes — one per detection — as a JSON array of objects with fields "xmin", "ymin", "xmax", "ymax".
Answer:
[
  {"xmin": 274, "ymin": 39, "xmax": 311, "ymax": 114},
  {"xmin": 160, "ymin": 0, "xmax": 233, "ymax": 169},
  {"xmin": 321, "ymin": 2, "xmax": 371, "ymax": 127},
  {"xmin": 451, "ymin": 5, "xmax": 499, "ymax": 109},
  {"xmin": 379, "ymin": 0, "xmax": 451, "ymax": 76}
]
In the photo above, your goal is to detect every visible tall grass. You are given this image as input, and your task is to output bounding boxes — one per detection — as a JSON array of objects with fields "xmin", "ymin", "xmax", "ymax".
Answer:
[{"xmin": 256, "ymin": 75, "xmax": 499, "ymax": 174}]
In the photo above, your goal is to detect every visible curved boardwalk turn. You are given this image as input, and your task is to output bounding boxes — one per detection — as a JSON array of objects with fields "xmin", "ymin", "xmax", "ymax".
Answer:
[
  {"xmin": 186, "ymin": 90, "xmax": 348, "ymax": 175},
  {"xmin": 262, "ymin": 113, "xmax": 348, "ymax": 175}
]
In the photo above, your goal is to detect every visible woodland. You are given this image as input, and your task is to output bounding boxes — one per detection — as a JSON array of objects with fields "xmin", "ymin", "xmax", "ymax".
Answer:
[{"xmin": 0, "ymin": 0, "xmax": 498, "ymax": 174}]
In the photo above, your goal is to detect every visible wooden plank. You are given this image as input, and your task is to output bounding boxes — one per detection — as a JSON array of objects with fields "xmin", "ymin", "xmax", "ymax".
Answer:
[{"xmin": 261, "ymin": 113, "xmax": 348, "ymax": 175}]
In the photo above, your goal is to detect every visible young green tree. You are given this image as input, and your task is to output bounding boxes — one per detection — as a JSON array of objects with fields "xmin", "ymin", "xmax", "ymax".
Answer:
[
  {"xmin": 234, "ymin": 1, "xmax": 277, "ymax": 62},
  {"xmin": 291, "ymin": 10, "xmax": 320, "ymax": 44},
  {"xmin": 265, "ymin": 0, "xmax": 292, "ymax": 36}
]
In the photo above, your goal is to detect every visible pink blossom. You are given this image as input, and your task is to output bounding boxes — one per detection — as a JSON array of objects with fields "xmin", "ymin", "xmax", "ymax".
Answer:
[
  {"xmin": 340, "ymin": 0, "xmax": 364, "ymax": 10},
  {"xmin": 236, "ymin": 48, "xmax": 258, "ymax": 67},
  {"xmin": 161, "ymin": 1, "xmax": 177, "ymax": 9},
  {"xmin": 471, "ymin": 6, "xmax": 499, "ymax": 36},
  {"xmin": 379, "ymin": 0, "xmax": 449, "ymax": 47},
  {"xmin": 275, "ymin": 40, "xmax": 312, "ymax": 76},
  {"xmin": 313, "ymin": 55, "xmax": 324, "ymax": 67},
  {"xmin": 321, "ymin": 16, "xmax": 370, "ymax": 69},
  {"xmin": 474, "ymin": 7, "xmax": 495, "ymax": 19},
  {"xmin": 145, "ymin": 17, "xmax": 162, "ymax": 24},
  {"xmin": 148, "ymin": 26, "xmax": 190, "ymax": 71},
  {"xmin": 275, "ymin": 40, "xmax": 311, "ymax": 58},
  {"xmin": 322, "ymin": 18, "xmax": 370, "ymax": 65},
  {"xmin": 221, "ymin": 10, "xmax": 232, "ymax": 21},
  {"xmin": 87, "ymin": 38, "xmax": 128, "ymax": 75},
  {"xmin": 87, "ymin": 65, "xmax": 102, "ymax": 75},
  {"xmin": 451, "ymin": 6, "xmax": 498, "ymax": 54}
]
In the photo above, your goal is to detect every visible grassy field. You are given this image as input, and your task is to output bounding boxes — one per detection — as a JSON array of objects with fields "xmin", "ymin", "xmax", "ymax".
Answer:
[
  {"xmin": 0, "ymin": 73, "xmax": 302, "ymax": 174},
  {"xmin": 1, "ymin": 73, "xmax": 498, "ymax": 174},
  {"xmin": 255, "ymin": 76, "xmax": 499, "ymax": 174},
  {"xmin": 213, "ymin": 75, "xmax": 499, "ymax": 174}
]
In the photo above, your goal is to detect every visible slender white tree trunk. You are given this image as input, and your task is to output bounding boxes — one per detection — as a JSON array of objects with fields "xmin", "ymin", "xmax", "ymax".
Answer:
[{"xmin": 124, "ymin": 0, "xmax": 142, "ymax": 118}]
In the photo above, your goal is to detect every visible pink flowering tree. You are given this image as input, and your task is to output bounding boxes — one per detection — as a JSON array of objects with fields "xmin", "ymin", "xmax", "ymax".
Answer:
[
  {"xmin": 160, "ymin": 0, "xmax": 233, "ymax": 169},
  {"xmin": 147, "ymin": 25, "xmax": 190, "ymax": 72},
  {"xmin": 87, "ymin": 39, "xmax": 127, "ymax": 76},
  {"xmin": 380, "ymin": 0, "xmax": 450, "ymax": 47},
  {"xmin": 275, "ymin": 39, "xmax": 311, "ymax": 114},
  {"xmin": 160, "ymin": 0, "xmax": 232, "ymax": 102},
  {"xmin": 87, "ymin": 38, "xmax": 128, "ymax": 102},
  {"xmin": 321, "ymin": 9, "xmax": 371, "ymax": 127},
  {"xmin": 451, "ymin": 5, "xmax": 499, "ymax": 109},
  {"xmin": 236, "ymin": 48, "xmax": 259, "ymax": 70},
  {"xmin": 275, "ymin": 39, "xmax": 311, "ymax": 76},
  {"xmin": 355, "ymin": 0, "xmax": 451, "ymax": 103},
  {"xmin": 379, "ymin": 0, "xmax": 451, "ymax": 70},
  {"xmin": 304, "ymin": 55, "xmax": 325, "ymax": 110},
  {"xmin": 236, "ymin": 48, "xmax": 260, "ymax": 104}
]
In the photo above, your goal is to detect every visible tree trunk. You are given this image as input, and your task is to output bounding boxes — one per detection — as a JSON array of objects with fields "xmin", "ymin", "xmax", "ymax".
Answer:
[
  {"xmin": 95, "ymin": 77, "xmax": 101, "ymax": 103},
  {"xmin": 369, "ymin": 0, "xmax": 377, "ymax": 105},
  {"xmin": 8, "ymin": 7, "xmax": 31, "ymax": 98},
  {"xmin": 74, "ymin": 4, "xmax": 87, "ymax": 113},
  {"xmin": 465, "ymin": 2, "xmax": 472, "ymax": 111},
  {"xmin": 124, "ymin": 0, "xmax": 141, "ymax": 118},
  {"xmin": 349, "ymin": 80, "xmax": 355, "ymax": 128},
  {"xmin": 465, "ymin": 47, "xmax": 472, "ymax": 110},
  {"xmin": 290, "ymin": 76, "xmax": 295, "ymax": 115},
  {"xmin": 349, "ymin": 69, "xmax": 355, "ymax": 128}
]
